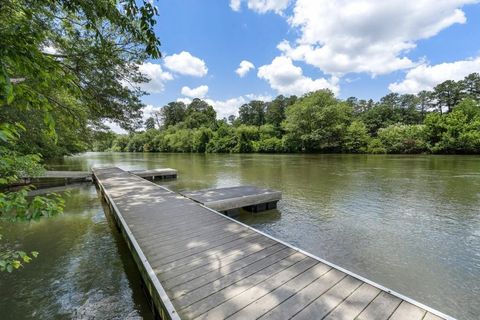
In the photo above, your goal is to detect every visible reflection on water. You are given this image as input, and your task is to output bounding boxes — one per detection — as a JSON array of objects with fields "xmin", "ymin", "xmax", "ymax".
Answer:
[
  {"xmin": 0, "ymin": 185, "xmax": 153, "ymax": 320},
  {"xmin": 1, "ymin": 152, "xmax": 479, "ymax": 319}
]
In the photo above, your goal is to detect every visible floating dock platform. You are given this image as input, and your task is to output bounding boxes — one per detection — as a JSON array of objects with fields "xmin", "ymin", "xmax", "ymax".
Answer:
[
  {"xmin": 92, "ymin": 167, "xmax": 453, "ymax": 320},
  {"xmin": 129, "ymin": 168, "xmax": 177, "ymax": 180},
  {"xmin": 182, "ymin": 186, "xmax": 281, "ymax": 216}
]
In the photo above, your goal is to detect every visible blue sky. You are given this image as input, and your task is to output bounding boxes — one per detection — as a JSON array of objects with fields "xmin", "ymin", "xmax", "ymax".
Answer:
[{"xmin": 133, "ymin": 0, "xmax": 480, "ymax": 123}]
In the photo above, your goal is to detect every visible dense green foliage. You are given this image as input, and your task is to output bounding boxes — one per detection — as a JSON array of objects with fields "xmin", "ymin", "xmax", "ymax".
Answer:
[
  {"xmin": 99, "ymin": 73, "xmax": 480, "ymax": 155},
  {"xmin": 1, "ymin": 0, "xmax": 161, "ymax": 271}
]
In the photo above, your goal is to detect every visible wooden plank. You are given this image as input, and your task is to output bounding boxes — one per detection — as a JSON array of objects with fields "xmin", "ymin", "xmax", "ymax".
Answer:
[
  {"xmin": 159, "ymin": 238, "xmax": 278, "ymax": 281},
  {"xmin": 135, "ymin": 218, "xmax": 229, "ymax": 244},
  {"xmin": 147, "ymin": 229, "xmax": 255, "ymax": 261},
  {"xmin": 195, "ymin": 258, "xmax": 322, "ymax": 320},
  {"xmin": 356, "ymin": 291, "xmax": 402, "ymax": 320},
  {"xmin": 323, "ymin": 283, "xmax": 381, "ymax": 320},
  {"xmin": 171, "ymin": 248, "xmax": 298, "ymax": 302},
  {"xmin": 177, "ymin": 253, "xmax": 307, "ymax": 319},
  {"xmin": 152, "ymin": 234, "xmax": 272, "ymax": 275},
  {"xmin": 162, "ymin": 242, "xmax": 284, "ymax": 289},
  {"xmin": 389, "ymin": 301, "xmax": 427, "ymax": 320},
  {"xmin": 150, "ymin": 233, "xmax": 266, "ymax": 272},
  {"xmin": 226, "ymin": 262, "xmax": 333, "ymax": 320},
  {"xmin": 424, "ymin": 312, "xmax": 445, "ymax": 320},
  {"xmin": 291, "ymin": 275, "xmax": 363, "ymax": 320},
  {"xmin": 258, "ymin": 268, "xmax": 346, "ymax": 320}
]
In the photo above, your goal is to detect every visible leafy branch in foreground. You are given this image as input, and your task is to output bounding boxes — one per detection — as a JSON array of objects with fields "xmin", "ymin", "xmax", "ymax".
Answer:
[
  {"xmin": 0, "ymin": 0, "xmax": 162, "ymax": 271},
  {"xmin": 0, "ymin": 146, "xmax": 66, "ymax": 272}
]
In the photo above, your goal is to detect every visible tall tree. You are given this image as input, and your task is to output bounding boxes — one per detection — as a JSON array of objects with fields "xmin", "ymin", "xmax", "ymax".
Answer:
[
  {"xmin": 432, "ymin": 80, "xmax": 463, "ymax": 113},
  {"xmin": 160, "ymin": 102, "xmax": 187, "ymax": 128},
  {"xmin": 184, "ymin": 99, "xmax": 217, "ymax": 129},
  {"xmin": 265, "ymin": 95, "xmax": 296, "ymax": 128},
  {"xmin": 238, "ymin": 100, "xmax": 266, "ymax": 126},
  {"xmin": 144, "ymin": 117, "xmax": 156, "ymax": 130},
  {"xmin": 283, "ymin": 90, "xmax": 352, "ymax": 152}
]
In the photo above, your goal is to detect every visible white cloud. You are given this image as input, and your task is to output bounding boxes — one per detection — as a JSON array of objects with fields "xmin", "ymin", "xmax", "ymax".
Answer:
[
  {"xmin": 246, "ymin": 0, "xmax": 290, "ymax": 14},
  {"xmin": 143, "ymin": 104, "xmax": 160, "ymax": 119},
  {"xmin": 181, "ymin": 85, "xmax": 209, "ymax": 98},
  {"xmin": 164, "ymin": 51, "xmax": 208, "ymax": 77},
  {"xmin": 205, "ymin": 93, "xmax": 272, "ymax": 119},
  {"xmin": 176, "ymin": 97, "xmax": 192, "ymax": 105},
  {"xmin": 105, "ymin": 120, "xmax": 126, "ymax": 134},
  {"xmin": 230, "ymin": 0, "xmax": 241, "ymax": 11},
  {"xmin": 236, "ymin": 60, "xmax": 255, "ymax": 77},
  {"xmin": 257, "ymin": 56, "xmax": 339, "ymax": 96},
  {"xmin": 389, "ymin": 57, "xmax": 480, "ymax": 94},
  {"xmin": 138, "ymin": 62, "xmax": 173, "ymax": 93},
  {"xmin": 280, "ymin": 0, "xmax": 477, "ymax": 76},
  {"xmin": 230, "ymin": 0, "xmax": 290, "ymax": 14}
]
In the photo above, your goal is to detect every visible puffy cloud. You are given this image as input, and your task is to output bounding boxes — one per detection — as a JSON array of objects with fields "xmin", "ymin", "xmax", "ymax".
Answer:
[
  {"xmin": 230, "ymin": 0, "xmax": 241, "ymax": 11},
  {"xmin": 389, "ymin": 57, "xmax": 480, "ymax": 93},
  {"xmin": 235, "ymin": 60, "xmax": 255, "ymax": 77},
  {"xmin": 280, "ymin": 0, "xmax": 477, "ymax": 76},
  {"xmin": 205, "ymin": 93, "xmax": 272, "ymax": 119},
  {"xmin": 138, "ymin": 62, "xmax": 173, "ymax": 93},
  {"xmin": 164, "ymin": 51, "xmax": 208, "ymax": 77},
  {"xmin": 181, "ymin": 85, "xmax": 209, "ymax": 98},
  {"xmin": 176, "ymin": 97, "xmax": 192, "ymax": 105},
  {"xmin": 257, "ymin": 56, "xmax": 339, "ymax": 96},
  {"xmin": 230, "ymin": 0, "xmax": 290, "ymax": 14},
  {"xmin": 246, "ymin": 0, "xmax": 290, "ymax": 14}
]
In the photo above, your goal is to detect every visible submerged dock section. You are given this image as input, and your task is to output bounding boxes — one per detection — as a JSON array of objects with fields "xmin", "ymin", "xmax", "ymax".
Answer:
[
  {"xmin": 93, "ymin": 167, "xmax": 453, "ymax": 320},
  {"xmin": 182, "ymin": 186, "xmax": 281, "ymax": 216}
]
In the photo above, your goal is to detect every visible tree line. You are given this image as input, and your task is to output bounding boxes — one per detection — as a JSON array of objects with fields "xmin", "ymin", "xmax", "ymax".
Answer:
[{"xmin": 95, "ymin": 73, "xmax": 480, "ymax": 154}]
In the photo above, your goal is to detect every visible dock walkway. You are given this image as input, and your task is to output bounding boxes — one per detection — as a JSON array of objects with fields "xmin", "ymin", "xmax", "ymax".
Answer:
[{"xmin": 93, "ymin": 167, "xmax": 453, "ymax": 320}]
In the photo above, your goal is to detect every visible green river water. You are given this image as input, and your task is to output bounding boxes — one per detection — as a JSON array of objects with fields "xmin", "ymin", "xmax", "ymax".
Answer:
[{"xmin": 0, "ymin": 152, "xmax": 479, "ymax": 319}]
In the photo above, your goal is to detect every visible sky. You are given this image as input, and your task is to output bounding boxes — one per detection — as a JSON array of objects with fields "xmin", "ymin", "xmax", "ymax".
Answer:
[{"xmin": 118, "ymin": 0, "xmax": 480, "ymax": 131}]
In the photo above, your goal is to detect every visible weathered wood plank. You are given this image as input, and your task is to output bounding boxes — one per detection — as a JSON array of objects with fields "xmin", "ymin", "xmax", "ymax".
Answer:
[
  {"xmin": 424, "ymin": 312, "xmax": 445, "ymax": 320},
  {"xmin": 258, "ymin": 268, "xmax": 346, "ymax": 320},
  {"xmin": 227, "ymin": 262, "xmax": 333, "ymax": 320},
  {"xmin": 158, "ymin": 238, "xmax": 278, "ymax": 281},
  {"xmin": 172, "ymin": 248, "xmax": 299, "ymax": 303},
  {"xmin": 163, "ymin": 242, "xmax": 285, "ymax": 289},
  {"xmin": 177, "ymin": 253, "xmax": 307, "ymax": 319},
  {"xmin": 150, "ymin": 233, "xmax": 266, "ymax": 272},
  {"xmin": 323, "ymin": 283, "xmax": 380, "ymax": 320},
  {"xmin": 389, "ymin": 301, "xmax": 427, "ymax": 320},
  {"xmin": 291, "ymin": 275, "xmax": 363, "ymax": 320},
  {"xmin": 195, "ymin": 258, "xmax": 321, "ymax": 319},
  {"xmin": 356, "ymin": 291, "xmax": 402, "ymax": 320}
]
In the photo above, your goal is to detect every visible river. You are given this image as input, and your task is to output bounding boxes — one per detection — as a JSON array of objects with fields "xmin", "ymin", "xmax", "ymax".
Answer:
[{"xmin": 1, "ymin": 152, "xmax": 479, "ymax": 319}]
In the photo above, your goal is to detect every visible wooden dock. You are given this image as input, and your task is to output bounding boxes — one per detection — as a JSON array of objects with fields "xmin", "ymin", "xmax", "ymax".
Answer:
[
  {"xmin": 92, "ymin": 167, "xmax": 453, "ymax": 320},
  {"xmin": 129, "ymin": 168, "xmax": 177, "ymax": 180},
  {"xmin": 14, "ymin": 168, "xmax": 177, "ymax": 188},
  {"xmin": 182, "ymin": 186, "xmax": 281, "ymax": 216}
]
